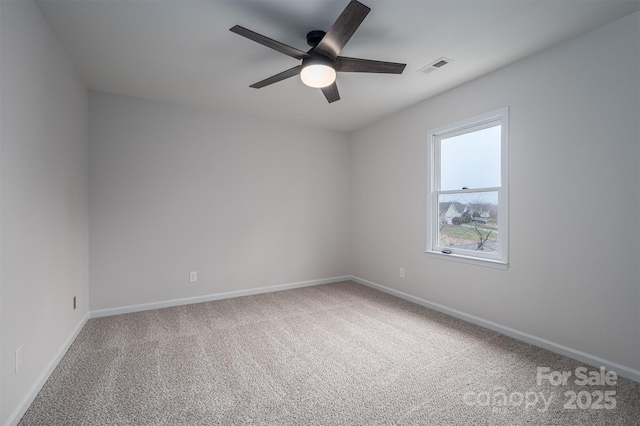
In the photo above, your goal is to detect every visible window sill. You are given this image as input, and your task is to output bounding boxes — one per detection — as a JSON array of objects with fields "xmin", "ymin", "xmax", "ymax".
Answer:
[{"xmin": 425, "ymin": 250, "xmax": 508, "ymax": 270}]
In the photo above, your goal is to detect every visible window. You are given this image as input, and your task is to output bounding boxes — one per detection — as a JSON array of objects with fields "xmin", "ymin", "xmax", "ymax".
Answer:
[{"xmin": 426, "ymin": 107, "xmax": 508, "ymax": 267}]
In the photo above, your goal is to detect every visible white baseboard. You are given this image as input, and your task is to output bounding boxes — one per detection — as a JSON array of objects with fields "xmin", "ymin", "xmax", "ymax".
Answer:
[
  {"xmin": 350, "ymin": 275, "xmax": 640, "ymax": 383},
  {"xmin": 6, "ymin": 313, "xmax": 89, "ymax": 426},
  {"xmin": 89, "ymin": 276, "xmax": 352, "ymax": 319}
]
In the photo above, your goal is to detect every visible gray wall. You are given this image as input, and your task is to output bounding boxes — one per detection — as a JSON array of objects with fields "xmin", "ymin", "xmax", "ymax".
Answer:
[
  {"xmin": 89, "ymin": 93, "xmax": 351, "ymax": 311},
  {"xmin": 350, "ymin": 12, "xmax": 640, "ymax": 371},
  {"xmin": 0, "ymin": 1, "xmax": 89, "ymax": 423}
]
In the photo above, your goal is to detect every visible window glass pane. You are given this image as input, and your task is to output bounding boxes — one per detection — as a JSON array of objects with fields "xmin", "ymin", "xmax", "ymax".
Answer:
[
  {"xmin": 440, "ymin": 125, "xmax": 501, "ymax": 190},
  {"xmin": 437, "ymin": 191, "xmax": 498, "ymax": 253}
]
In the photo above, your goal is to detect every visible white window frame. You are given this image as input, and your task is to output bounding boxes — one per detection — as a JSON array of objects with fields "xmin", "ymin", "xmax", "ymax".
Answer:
[{"xmin": 426, "ymin": 107, "xmax": 509, "ymax": 269}]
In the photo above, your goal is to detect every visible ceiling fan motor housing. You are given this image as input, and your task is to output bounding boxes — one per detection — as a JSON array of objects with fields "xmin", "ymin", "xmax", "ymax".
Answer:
[
  {"xmin": 306, "ymin": 30, "xmax": 326, "ymax": 47},
  {"xmin": 302, "ymin": 54, "xmax": 334, "ymax": 69}
]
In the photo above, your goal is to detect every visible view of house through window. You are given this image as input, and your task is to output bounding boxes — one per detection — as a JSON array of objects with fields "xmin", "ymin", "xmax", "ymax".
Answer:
[
  {"xmin": 438, "ymin": 191, "xmax": 498, "ymax": 252},
  {"xmin": 427, "ymin": 107, "xmax": 508, "ymax": 265}
]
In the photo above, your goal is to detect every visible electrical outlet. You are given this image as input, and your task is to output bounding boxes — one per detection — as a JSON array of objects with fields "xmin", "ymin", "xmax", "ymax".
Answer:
[
  {"xmin": 15, "ymin": 346, "xmax": 23, "ymax": 374},
  {"xmin": 189, "ymin": 271, "xmax": 198, "ymax": 283},
  {"xmin": 399, "ymin": 267, "xmax": 405, "ymax": 278}
]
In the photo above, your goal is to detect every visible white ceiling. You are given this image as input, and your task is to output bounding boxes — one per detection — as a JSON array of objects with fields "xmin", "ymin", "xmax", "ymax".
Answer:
[{"xmin": 36, "ymin": 0, "xmax": 640, "ymax": 132}]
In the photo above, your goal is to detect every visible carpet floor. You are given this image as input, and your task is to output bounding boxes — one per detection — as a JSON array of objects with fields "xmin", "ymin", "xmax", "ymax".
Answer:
[{"xmin": 19, "ymin": 281, "xmax": 640, "ymax": 425}]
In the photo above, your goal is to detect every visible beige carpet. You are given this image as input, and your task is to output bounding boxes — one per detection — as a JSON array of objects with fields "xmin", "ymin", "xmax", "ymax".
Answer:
[{"xmin": 19, "ymin": 281, "xmax": 640, "ymax": 425}]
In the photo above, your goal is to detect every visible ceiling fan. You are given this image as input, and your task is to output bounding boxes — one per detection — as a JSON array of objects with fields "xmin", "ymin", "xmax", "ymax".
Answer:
[{"xmin": 230, "ymin": 0, "xmax": 406, "ymax": 103}]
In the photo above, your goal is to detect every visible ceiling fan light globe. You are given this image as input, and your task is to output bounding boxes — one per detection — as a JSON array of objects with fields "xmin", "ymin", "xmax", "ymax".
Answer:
[{"xmin": 300, "ymin": 64, "xmax": 336, "ymax": 88}]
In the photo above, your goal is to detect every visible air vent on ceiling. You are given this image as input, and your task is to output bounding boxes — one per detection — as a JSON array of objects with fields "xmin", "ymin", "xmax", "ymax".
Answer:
[{"xmin": 418, "ymin": 57, "xmax": 453, "ymax": 74}]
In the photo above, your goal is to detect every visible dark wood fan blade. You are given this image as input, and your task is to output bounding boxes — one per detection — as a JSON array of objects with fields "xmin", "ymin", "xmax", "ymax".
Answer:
[
  {"xmin": 230, "ymin": 25, "xmax": 311, "ymax": 60},
  {"xmin": 313, "ymin": 1, "xmax": 370, "ymax": 60},
  {"xmin": 250, "ymin": 65, "xmax": 302, "ymax": 89},
  {"xmin": 321, "ymin": 82, "xmax": 340, "ymax": 103},
  {"xmin": 335, "ymin": 56, "xmax": 406, "ymax": 74}
]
